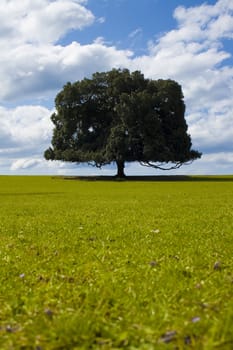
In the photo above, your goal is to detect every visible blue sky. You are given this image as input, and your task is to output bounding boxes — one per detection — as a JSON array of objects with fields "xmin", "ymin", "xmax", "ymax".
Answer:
[{"xmin": 0, "ymin": 0, "xmax": 233, "ymax": 175}]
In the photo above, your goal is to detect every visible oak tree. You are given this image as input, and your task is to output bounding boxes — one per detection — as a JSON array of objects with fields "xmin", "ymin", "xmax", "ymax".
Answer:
[{"xmin": 44, "ymin": 69, "xmax": 201, "ymax": 177}]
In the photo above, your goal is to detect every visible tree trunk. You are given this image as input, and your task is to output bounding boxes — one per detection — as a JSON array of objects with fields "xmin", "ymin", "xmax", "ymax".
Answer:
[{"xmin": 116, "ymin": 160, "xmax": 126, "ymax": 178}]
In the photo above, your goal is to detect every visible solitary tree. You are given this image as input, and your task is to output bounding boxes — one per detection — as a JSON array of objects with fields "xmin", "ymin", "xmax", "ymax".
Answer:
[{"xmin": 44, "ymin": 69, "xmax": 201, "ymax": 177}]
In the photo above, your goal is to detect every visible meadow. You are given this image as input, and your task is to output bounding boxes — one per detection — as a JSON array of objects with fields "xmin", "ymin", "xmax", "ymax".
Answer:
[{"xmin": 0, "ymin": 175, "xmax": 233, "ymax": 349}]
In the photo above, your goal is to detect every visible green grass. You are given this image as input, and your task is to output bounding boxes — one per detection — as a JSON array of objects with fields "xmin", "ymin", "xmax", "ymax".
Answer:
[{"xmin": 0, "ymin": 175, "xmax": 233, "ymax": 349}]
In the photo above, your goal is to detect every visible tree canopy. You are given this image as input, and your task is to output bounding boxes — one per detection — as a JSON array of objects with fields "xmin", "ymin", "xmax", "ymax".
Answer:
[{"xmin": 44, "ymin": 68, "xmax": 201, "ymax": 177}]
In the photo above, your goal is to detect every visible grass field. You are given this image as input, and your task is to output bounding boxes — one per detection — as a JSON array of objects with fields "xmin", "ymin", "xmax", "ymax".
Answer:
[{"xmin": 0, "ymin": 175, "xmax": 233, "ymax": 349}]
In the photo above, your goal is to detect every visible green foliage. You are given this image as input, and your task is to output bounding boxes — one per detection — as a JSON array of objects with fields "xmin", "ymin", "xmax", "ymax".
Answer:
[
  {"xmin": 45, "ymin": 69, "xmax": 201, "ymax": 176},
  {"xmin": 0, "ymin": 176, "xmax": 233, "ymax": 349}
]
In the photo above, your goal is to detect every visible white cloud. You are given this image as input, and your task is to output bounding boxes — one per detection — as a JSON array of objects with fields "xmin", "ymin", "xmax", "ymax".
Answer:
[
  {"xmin": 97, "ymin": 17, "xmax": 106, "ymax": 24},
  {"xmin": 0, "ymin": 40, "xmax": 132, "ymax": 102},
  {"xmin": 0, "ymin": 0, "xmax": 94, "ymax": 45},
  {"xmin": 10, "ymin": 158, "xmax": 42, "ymax": 171},
  {"xmin": 174, "ymin": 0, "xmax": 233, "ymax": 41},
  {"xmin": 128, "ymin": 28, "xmax": 143, "ymax": 39},
  {"xmin": 0, "ymin": 105, "xmax": 52, "ymax": 154}
]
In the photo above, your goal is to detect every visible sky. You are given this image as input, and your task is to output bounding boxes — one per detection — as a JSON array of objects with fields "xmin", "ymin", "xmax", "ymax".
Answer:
[{"xmin": 0, "ymin": 0, "xmax": 233, "ymax": 176}]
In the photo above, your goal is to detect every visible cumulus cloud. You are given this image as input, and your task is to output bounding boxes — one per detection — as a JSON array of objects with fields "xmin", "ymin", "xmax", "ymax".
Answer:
[
  {"xmin": 0, "ymin": 0, "xmax": 94, "ymax": 45},
  {"xmin": 0, "ymin": 0, "xmax": 126, "ymax": 101},
  {"xmin": 0, "ymin": 41, "xmax": 132, "ymax": 101},
  {"xmin": 10, "ymin": 158, "xmax": 43, "ymax": 171},
  {"xmin": 188, "ymin": 99, "xmax": 233, "ymax": 153},
  {"xmin": 0, "ymin": 105, "xmax": 52, "ymax": 155}
]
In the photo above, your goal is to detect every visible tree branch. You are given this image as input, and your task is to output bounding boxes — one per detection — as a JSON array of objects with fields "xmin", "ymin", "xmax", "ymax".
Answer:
[
  {"xmin": 139, "ymin": 160, "xmax": 194, "ymax": 171},
  {"xmin": 87, "ymin": 161, "xmax": 102, "ymax": 168}
]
